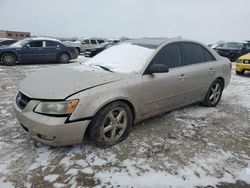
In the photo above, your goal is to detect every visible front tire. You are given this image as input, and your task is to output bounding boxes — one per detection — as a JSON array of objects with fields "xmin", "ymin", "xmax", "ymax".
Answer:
[
  {"xmin": 1, "ymin": 53, "xmax": 17, "ymax": 66},
  {"xmin": 202, "ymin": 79, "xmax": 223, "ymax": 107},
  {"xmin": 89, "ymin": 101, "xmax": 132, "ymax": 147},
  {"xmin": 58, "ymin": 53, "xmax": 70, "ymax": 63}
]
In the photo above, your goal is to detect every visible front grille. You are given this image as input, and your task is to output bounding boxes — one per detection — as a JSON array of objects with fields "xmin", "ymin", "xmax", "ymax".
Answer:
[{"xmin": 16, "ymin": 92, "xmax": 31, "ymax": 110}]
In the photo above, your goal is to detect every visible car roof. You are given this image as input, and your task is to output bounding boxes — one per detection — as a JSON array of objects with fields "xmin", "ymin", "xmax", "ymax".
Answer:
[
  {"xmin": 0, "ymin": 38, "xmax": 14, "ymax": 41},
  {"xmin": 26, "ymin": 37, "xmax": 61, "ymax": 42},
  {"xmin": 123, "ymin": 38, "xmax": 204, "ymax": 47}
]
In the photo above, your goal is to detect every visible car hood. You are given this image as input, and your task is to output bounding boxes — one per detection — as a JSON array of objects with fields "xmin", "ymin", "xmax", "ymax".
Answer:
[
  {"xmin": 238, "ymin": 53, "xmax": 250, "ymax": 60},
  {"xmin": 19, "ymin": 65, "xmax": 127, "ymax": 100}
]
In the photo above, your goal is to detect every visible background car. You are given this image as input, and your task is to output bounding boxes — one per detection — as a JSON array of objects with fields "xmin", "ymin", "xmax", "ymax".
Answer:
[
  {"xmin": 236, "ymin": 53, "xmax": 250, "ymax": 75},
  {"xmin": 0, "ymin": 38, "xmax": 78, "ymax": 65},
  {"xmin": 81, "ymin": 38, "xmax": 105, "ymax": 52},
  {"xmin": 14, "ymin": 39, "xmax": 231, "ymax": 147},
  {"xmin": 0, "ymin": 38, "xmax": 17, "ymax": 47},
  {"xmin": 62, "ymin": 40, "xmax": 84, "ymax": 54},
  {"xmin": 215, "ymin": 42, "xmax": 250, "ymax": 62},
  {"xmin": 84, "ymin": 42, "xmax": 115, "ymax": 57}
]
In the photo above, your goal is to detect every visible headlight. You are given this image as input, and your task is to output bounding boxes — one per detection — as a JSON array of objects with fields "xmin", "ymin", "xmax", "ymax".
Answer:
[{"xmin": 34, "ymin": 99, "xmax": 78, "ymax": 116}]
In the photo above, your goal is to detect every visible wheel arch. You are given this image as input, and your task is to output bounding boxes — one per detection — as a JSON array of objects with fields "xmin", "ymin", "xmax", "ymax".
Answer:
[
  {"xmin": 215, "ymin": 77, "xmax": 225, "ymax": 89},
  {"xmin": 94, "ymin": 98, "xmax": 136, "ymax": 124},
  {"xmin": 0, "ymin": 51, "xmax": 19, "ymax": 61},
  {"xmin": 58, "ymin": 51, "xmax": 71, "ymax": 60}
]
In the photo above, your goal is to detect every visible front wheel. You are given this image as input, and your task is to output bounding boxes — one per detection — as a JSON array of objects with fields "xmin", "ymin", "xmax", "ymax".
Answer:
[
  {"xmin": 89, "ymin": 101, "xmax": 132, "ymax": 147},
  {"xmin": 1, "ymin": 53, "xmax": 17, "ymax": 66},
  {"xmin": 58, "ymin": 53, "xmax": 70, "ymax": 63},
  {"xmin": 202, "ymin": 79, "xmax": 223, "ymax": 107}
]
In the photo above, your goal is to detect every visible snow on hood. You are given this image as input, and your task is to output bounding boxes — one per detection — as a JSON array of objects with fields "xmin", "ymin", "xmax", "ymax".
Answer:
[
  {"xmin": 19, "ymin": 65, "xmax": 126, "ymax": 100},
  {"xmin": 85, "ymin": 43, "xmax": 155, "ymax": 74}
]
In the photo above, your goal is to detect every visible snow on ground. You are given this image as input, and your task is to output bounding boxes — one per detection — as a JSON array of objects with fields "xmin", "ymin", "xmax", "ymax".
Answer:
[{"xmin": 0, "ymin": 57, "xmax": 249, "ymax": 187}]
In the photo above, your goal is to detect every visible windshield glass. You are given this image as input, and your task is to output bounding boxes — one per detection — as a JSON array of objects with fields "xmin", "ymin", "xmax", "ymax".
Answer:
[
  {"xmin": 222, "ymin": 42, "xmax": 243, "ymax": 49},
  {"xmin": 10, "ymin": 39, "xmax": 30, "ymax": 47},
  {"xmin": 85, "ymin": 43, "xmax": 156, "ymax": 74}
]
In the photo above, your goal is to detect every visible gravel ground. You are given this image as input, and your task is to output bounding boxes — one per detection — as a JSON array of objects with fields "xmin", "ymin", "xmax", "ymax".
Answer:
[{"xmin": 0, "ymin": 58, "xmax": 250, "ymax": 188}]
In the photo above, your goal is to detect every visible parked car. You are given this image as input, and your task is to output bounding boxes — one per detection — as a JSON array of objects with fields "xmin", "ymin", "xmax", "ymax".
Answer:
[
  {"xmin": 235, "ymin": 53, "xmax": 250, "ymax": 75},
  {"xmin": 215, "ymin": 42, "xmax": 250, "ymax": 62},
  {"xmin": 14, "ymin": 39, "xmax": 231, "ymax": 146},
  {"xmin": 81, "ymin": 38, "xmax": 105, "ymax": 52},
  {"xmin": 84, "ymin": 42, "xmax": 115, "ymax": 57},
  {"xmin": 0, "ymin": 38, "xmax": 17, "ymax": 47},
  {"xmin": 62, "ymin": 41, "xmax": 84, "ymax": 54},
  {"xmin": 107, "ymin": 39, "xmax": 121, "ymax": 43},
  {"xmin": 0, "ymin": 38, "xmax": 78, "ymax": 65}
]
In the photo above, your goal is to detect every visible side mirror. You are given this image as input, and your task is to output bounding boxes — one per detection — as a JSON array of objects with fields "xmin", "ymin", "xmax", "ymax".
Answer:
[
  {"xmin": 24, "ymin": 44, "xmax": 30, "ymax": 49},
  {"xmin": 147, "ymin": 64, "xmax": 169, "ymax": 74}
]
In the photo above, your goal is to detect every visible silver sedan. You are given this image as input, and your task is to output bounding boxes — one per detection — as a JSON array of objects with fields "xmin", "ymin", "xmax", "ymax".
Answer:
[{"xmin": 14, "ymin": 38, "xmax": 231, "ymax": 146}]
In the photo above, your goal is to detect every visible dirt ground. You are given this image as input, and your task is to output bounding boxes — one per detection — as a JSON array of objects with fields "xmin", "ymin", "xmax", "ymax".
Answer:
[{"xmin": 0, "ymin": 57, "xmax": 249, "ymax": 188}]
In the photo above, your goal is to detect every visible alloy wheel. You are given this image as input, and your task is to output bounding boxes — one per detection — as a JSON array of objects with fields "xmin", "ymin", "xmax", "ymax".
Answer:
[
  {"xmin": 102, "ymin": 107, "xmax": 128, "ymax": 142},
  {"xmin": 209, "ymin": 82, "xmax": 221, "ymax": 105}
]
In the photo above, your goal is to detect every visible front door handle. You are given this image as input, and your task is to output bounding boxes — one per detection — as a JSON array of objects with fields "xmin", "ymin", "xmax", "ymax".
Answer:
[{"xmin": 179, "ymin": 74, "xmax": 187, "ymax": 81}]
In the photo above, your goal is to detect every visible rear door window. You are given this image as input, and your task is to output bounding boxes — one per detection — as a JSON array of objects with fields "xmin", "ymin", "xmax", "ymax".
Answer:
[
  {"xmin": 97, "ymin": 40, "xmax": 105, "ymax": 44},
  {"xmin": 28, "ymin": 41, "xmax": 43, "ymax": 48},
  {"xmin": 181, "ymin": 42, "xmax": 205, "ymax": 65},
  {"xmin": 203, "ymin": 49, "xmax": 216, "ymax": 62},
  {"xmin": 82, "ymin": 40, "xmax": 90, "ymax": 44},
  {"xmin": 150, "ymin": 43, "xmax": 182, "ymax": 69}
]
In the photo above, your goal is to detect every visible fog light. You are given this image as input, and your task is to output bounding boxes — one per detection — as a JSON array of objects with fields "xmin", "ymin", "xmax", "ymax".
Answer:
[{"xmin": 37, "ymin": 134, "xmax": 55, "ymax": 141}]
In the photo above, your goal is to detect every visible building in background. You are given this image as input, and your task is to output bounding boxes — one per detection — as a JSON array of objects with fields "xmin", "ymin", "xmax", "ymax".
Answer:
[{"xmin": 0, "ymin": 30, "xmax": 31, "ymax": 40}]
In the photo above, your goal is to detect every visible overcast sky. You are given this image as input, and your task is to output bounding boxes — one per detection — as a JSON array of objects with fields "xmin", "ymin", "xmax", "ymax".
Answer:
[{"xmin": 0, "ymin": 0, "xmax": 249, "ymax": 44}]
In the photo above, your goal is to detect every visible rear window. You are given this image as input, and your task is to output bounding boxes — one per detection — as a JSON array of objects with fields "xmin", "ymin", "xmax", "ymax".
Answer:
[{"xmin": 91, "ymin": 40, "xmax": 97, "ymax": 44}]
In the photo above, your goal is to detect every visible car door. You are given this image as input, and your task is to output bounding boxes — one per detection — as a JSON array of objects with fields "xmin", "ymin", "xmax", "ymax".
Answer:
[
  {"xmin": 45, "ymin": 40, "xmax": 60, "ymax": 62},
  {"xmin": 180, "ymin": 42, "xmax": 216, "ymax": 104},
  {"xmin": 21, "ymin": 40, "xmax": 45, "ymax": 63},
  {"xmin": 142, "ymin": 42, "xmax": 185, "ymax": 117}
]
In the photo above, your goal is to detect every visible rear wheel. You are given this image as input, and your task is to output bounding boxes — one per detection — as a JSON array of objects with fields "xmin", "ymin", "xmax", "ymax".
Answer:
[
  {"xmin": 58, "ymin": 53, "xmax": 70, "ymax": 63},
  {"xmin": 202, "ymin": 79, "xmax": 223, "ymax": 107},
  {"xmin": 1, "ymin": 53, "xmax": 17, "ymax": 66},
  {"xmin": 75, "ymin": 48, "xmax": 80, "ymax": 55},
  {"xmin": 236, "ymin": 70, "xmax": 245, "ymax": 75},
  {"xmin": 89, "ymin": 101, "xmax": 132, "ymax": 147}
]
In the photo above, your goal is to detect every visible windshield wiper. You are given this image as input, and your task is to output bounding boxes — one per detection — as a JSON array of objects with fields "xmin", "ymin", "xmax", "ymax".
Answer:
[{"xmin": 95, "ymin": 65, "xmax": 113, "ymax": 72}]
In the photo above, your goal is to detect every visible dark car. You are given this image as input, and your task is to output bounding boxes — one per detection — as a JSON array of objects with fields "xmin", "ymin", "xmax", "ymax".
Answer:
[
  {"xmin": 215, "ymin": 42, "xmax": 250, "ymax": 62},
  {"xmin": 84, "ymin": 42, "xmax": 115, "ymax": 57},
  {"xmin": 0, "ymin": 38, "xmax": 17, "ymax": 47},
  {"xmin": 0, "ymin": 38, "xmax": 78, "ymax": 65}
]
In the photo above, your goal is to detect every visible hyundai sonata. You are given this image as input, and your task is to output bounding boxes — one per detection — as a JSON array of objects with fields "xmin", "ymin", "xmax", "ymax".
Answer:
[{"xmin": 14, "ymin": 38, "xmax": 231, "ymax": 146}]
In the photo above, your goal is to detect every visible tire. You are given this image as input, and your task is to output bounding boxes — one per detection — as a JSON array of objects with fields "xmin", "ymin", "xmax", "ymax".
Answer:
[
  {"xmin": 58, "ymin": 53, "xmax": 70, "ymax": 63},
  {"xmin": 89, "ymin": 101, "xmax": 132, "ymax": 147},
  {"xmin": 75, "ymin": 48, "xmax": 80, "ymax": 55},
  {"xmin": 1, "ymin": 53, "xmax": 17, "ymax": 66},
  {"xmin": 236, "ymin": 70, "xmax": 245, "ymax": 75},
  {"xmin": 202, "ymin": 79, "xmax": 223, "ymax": 107}
]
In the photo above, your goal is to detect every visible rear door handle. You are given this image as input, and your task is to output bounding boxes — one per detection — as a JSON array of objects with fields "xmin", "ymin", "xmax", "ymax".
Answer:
[
  {"xmin": 209, "ymin": 67, "xmax": 214, "ymax": 74},
  {"xmin": 179, "ymin": 74, "xmax": 187, "ymax": 81}
]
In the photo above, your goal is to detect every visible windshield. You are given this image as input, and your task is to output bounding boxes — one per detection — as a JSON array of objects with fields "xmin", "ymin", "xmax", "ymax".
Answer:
[
  {"xmin": 85, "ymin": 43, "xmax": 156, "ymax": 74},
  {"xmin": 10, "ymin": 39, "xmax": 30, "ymax": 47},
  {"xmin": 222, "ymin": 42, "xmax": 243, "ymax": 49}
]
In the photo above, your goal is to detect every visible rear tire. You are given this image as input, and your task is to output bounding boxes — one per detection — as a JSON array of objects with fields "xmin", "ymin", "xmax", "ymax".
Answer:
[
  {"xmin": 75, "ymin": 48, "xmax": 80, "ymax": 55},
  {"xmin": 202, "ymin": 79, "xmax": 223, "ymax": 107},
  {"xmin": 89, "ymin": 101, "xmax": 132, "ymax": 147},
  {"xmin": 236, "ymin": 70, "xmax": 245, "ymax": 75},
  {"xmin": 1, "ymin": 53, "xmax": 17, "ymax": 66},
  {"xmin": 58, "ymin": 53, "xmax": 70, "ymax": 63}
]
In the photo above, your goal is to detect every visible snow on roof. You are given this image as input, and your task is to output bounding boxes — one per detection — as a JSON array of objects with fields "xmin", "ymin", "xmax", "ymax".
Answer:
[
  {"xmin": 85, "ymin": 43, "xmax": 155, "ymax": 74},
  {"xmin": 28, "ymin": 37, "xmax": 61, "ymax": 42}
]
